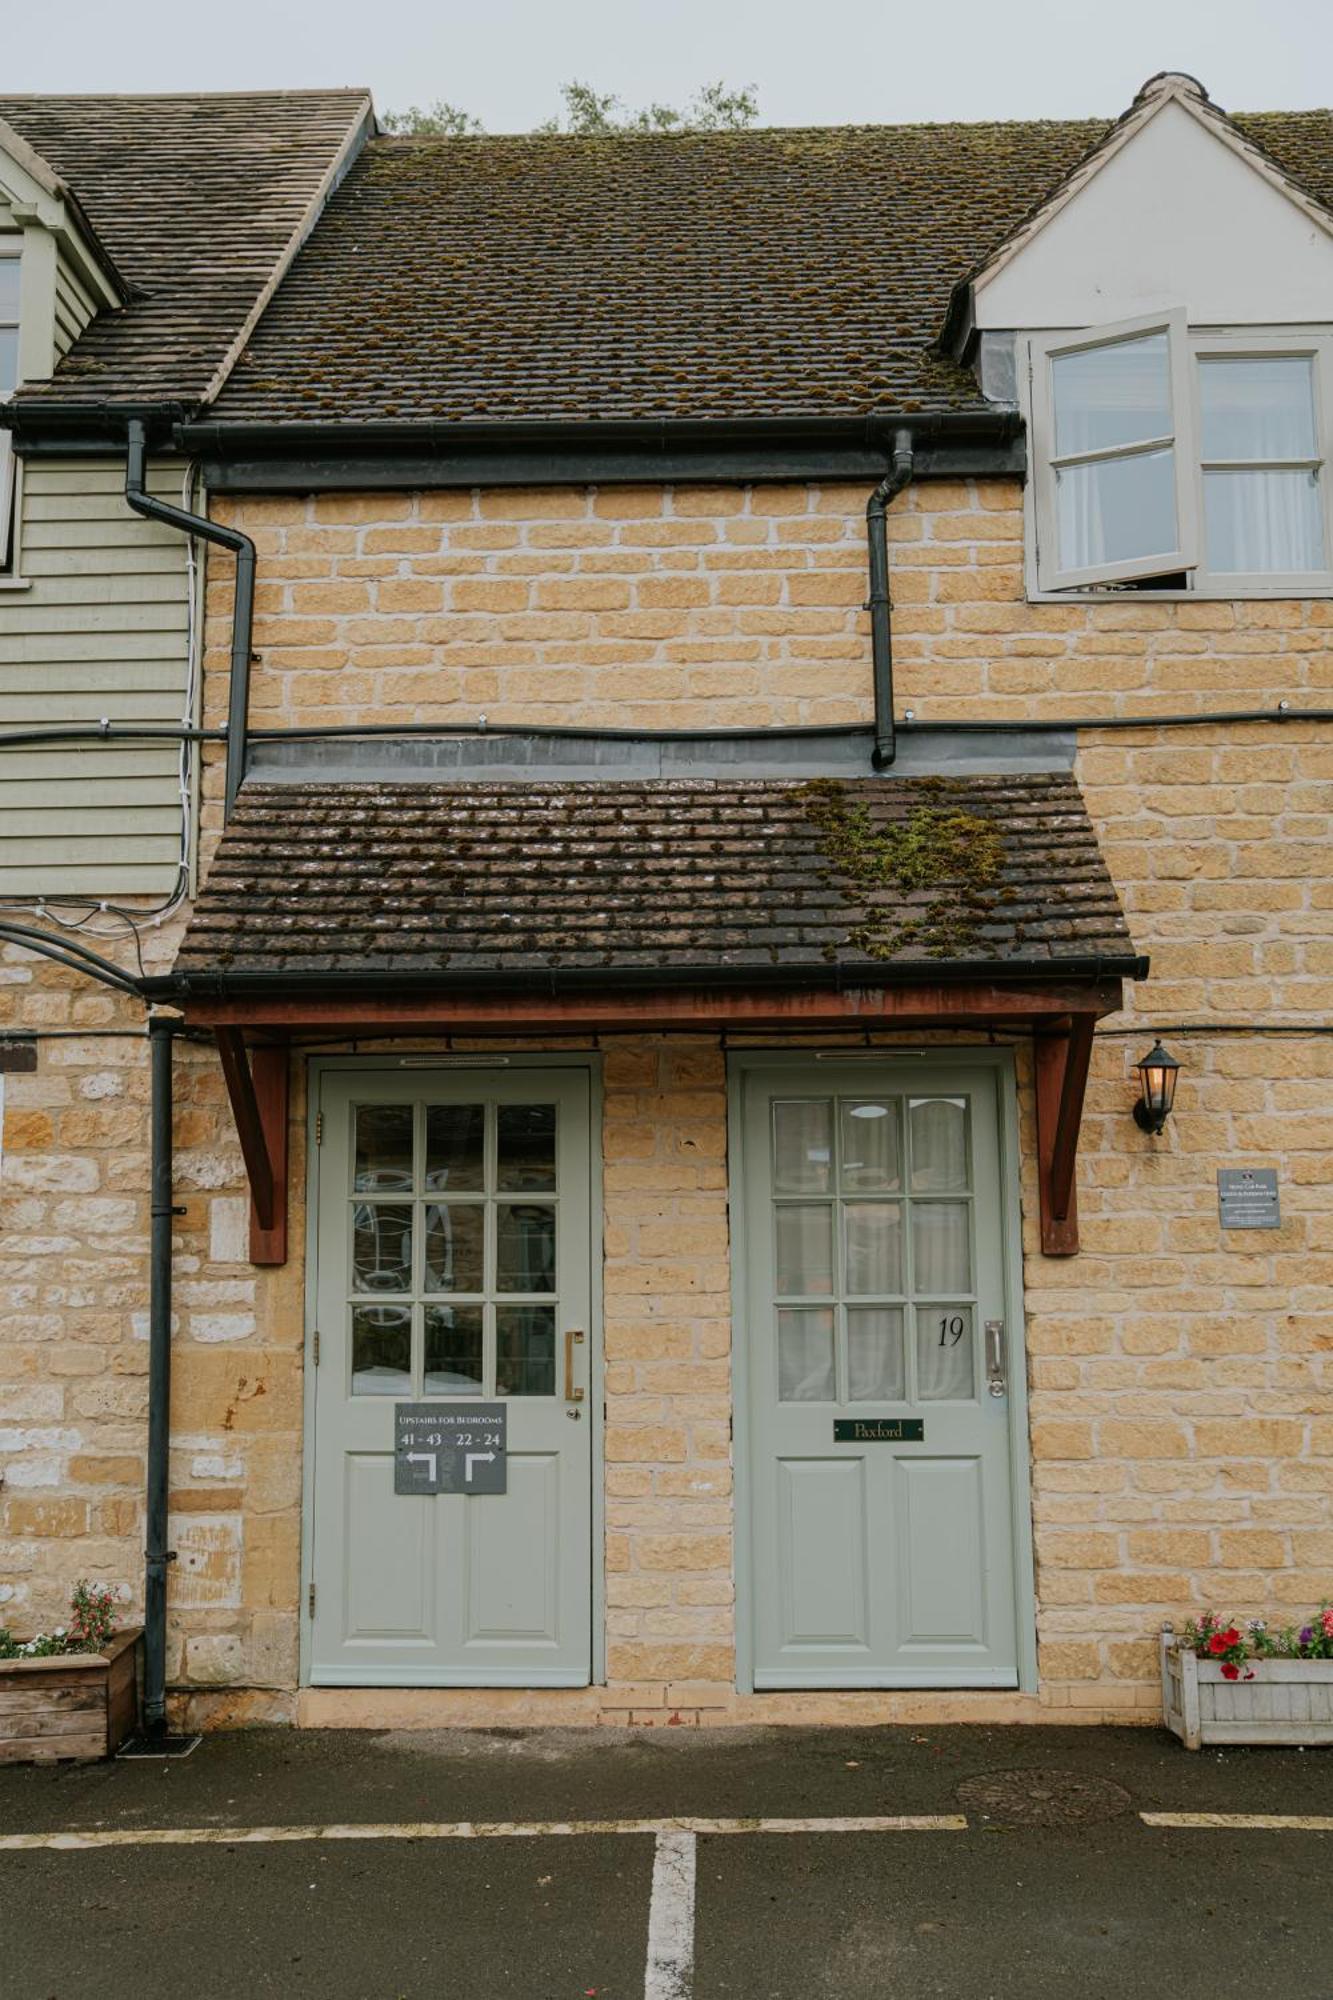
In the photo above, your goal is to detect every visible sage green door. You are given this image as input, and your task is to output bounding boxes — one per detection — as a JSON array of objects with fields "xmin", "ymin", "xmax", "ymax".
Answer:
[
  {"xmin": 739, "ymin": 1060, "xmax": 1022, "ymax": 1688},
  {"xmin": 309, "ymin": 1070, "xmax": 593, "ymax": 1686}
]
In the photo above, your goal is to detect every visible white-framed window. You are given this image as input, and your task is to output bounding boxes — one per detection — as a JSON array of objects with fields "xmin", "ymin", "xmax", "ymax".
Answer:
[
  {"xmin": 0, "ymin": 245, "xmax": 18, "ymax": 569},
  {"xmin": 1025, "ymin": 314, "xmax": 1333, "ymax": 596}
]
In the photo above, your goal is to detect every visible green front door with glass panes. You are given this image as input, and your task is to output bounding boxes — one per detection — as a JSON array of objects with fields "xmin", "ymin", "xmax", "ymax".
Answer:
[
  {"xmin": 309, "ymin": 1071, "xmax": 592, "ymax": 1685},
  {"xmin": 740, "ymin": 1062, "xmax": 1020, "ymax": 1688}
]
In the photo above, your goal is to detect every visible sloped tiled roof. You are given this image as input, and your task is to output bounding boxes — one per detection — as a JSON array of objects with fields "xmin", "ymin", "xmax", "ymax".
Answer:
[
  {"xmin": 210, "ymin": 106, "xmax": 1333, "ymax": 427},
  {"xmin": 0, "ymin": 91, "xmax": 370, "ymax": 405},
  {"xmin": 173, "ymin": 774, "xmax": 1136, "ymax": 986}
]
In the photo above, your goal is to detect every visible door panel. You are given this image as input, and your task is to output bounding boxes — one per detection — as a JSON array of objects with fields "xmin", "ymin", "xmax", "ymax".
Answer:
[
  {"xmin": 310, "ymin": 1069, "xmax": 593, "ymax": 1687},
  {"xmin": 743, "ymin": 1061, "xmax": 1021, "ymax": 1689}
]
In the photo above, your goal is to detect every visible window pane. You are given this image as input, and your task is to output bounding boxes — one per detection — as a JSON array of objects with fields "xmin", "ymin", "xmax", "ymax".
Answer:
[
  {"xmin": 0, "ymin": 259, "xmax": 19, "ymax": 319},
  {"xmin": 351, "ymin": 1304, "xmax": 411, "ymax": 1395},
  {"xmin": 1203, "ymin": 468, "xmax": 1325, "ymax": 574},
  {"xmin": 917, "ymin": 1305, "xmax": 976, "ymax": 1401},
  {"xmin": 778, "ymin": 1307, "xmax": 835, "ymax": 1401},
  {"xmin": 352, "ymin": 1203, "xmax": 412, "ymax": 1293},
  {"xmin": 909, "ymin": 1098, "xmax": 969, "ymax": 1192},
  {"xmin": 775, "ymin": 1204, "xmax": 834, "ymax": 1295},
  {"xmin": 911, "ymin": 1203, "xmax": 971, "ymax": 1294},
  {"xmin": 1052, "ymin": 332, "xmax": 1171, "ymax": 456},
  {"xmin": 0, "ymin": 327, "xmax": 17, "ymax": 395},
  {"xmin": 1199, "ymin": 355, "xmax": 1316, "ymax": 461},
  {"xmin": 496, "ymin": 1305, "xmax": 556, "ymax": 1396},
  {"xmin": 424, "ymin": 1104, "xmax": 484, "ymax": 1191},
  {"xmin": 497, "ymin": 1104, "xmax": 556, "ymax": 1191},
  {"xmin": 844, "ymin": 1202, "xmax": 903, "ymax": 1295},
  {"xmin": 423, "ymin": 1202, "xmax": 484, "ymax": 1293},
  {"xmin": 1056, "ymin": 448, "xmax": 1177, "ymax": 572},
  {"xmin": 839, "ymin": 1099, "xmax": 901, "ymax": 1191},
  {"xmin": 773, "ymin": 1100, "xmax": 833, "ymax": 1193},
  {"xmin": 847, "ymin": 1306, "xmax": 905, "ymax": 1401},
  {"xmin": 424, "ymin": 1304, "xmax": 484, "ymax": 1394},
  {"xmin": 496, "ymin": 1203, "xmax": 556, "ymax": 1292},
  {"xmin": 354, "ymin": 1104, "xmax": 414, "ymax": 1192}
]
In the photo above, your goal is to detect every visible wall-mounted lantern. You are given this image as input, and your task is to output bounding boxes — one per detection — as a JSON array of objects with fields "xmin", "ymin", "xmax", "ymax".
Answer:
[{"xmin": 1132, "ymin": 1040, "xmax": 1180, "ymax": 1134}]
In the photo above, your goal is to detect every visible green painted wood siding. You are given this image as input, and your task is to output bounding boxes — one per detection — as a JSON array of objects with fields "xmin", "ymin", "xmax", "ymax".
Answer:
[{"xmin": 0, "ymin": 456, "xmax": 194, "ymax": 897}]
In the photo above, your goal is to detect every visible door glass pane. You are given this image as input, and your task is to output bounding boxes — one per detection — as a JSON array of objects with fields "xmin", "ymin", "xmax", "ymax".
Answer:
[
  {"xmin": 497, "ymin": 1104, "xmax": 557, "ymax": 1191},
  {"xmin": 424, "ymin": 1304, "xmax": 484, "ymax": 1394},
  {"xmin": 844, "ymin": 1203, "xmax": 902, "ymax": 1295},
  {"xmin": 496, "ymin": 1203, "xmax": 556, "ymax": 1293},
  {"xmin": 847, "ymin": 1306, "xmax": 905, "ymax": 1401},
  {"xmin": 1203, "ymin": 469, "xmax": 1324, "ymax": 573},
  {"xmin": 772, "ymin": 1100, "xmax": 833, "ymax": 1194},
  {"xmin": 354, "ymin": 1105, "xmax": 414, "ymax": 1192},
  {"xmin": 351, "ymin": 1304, "xmax": 411, "ymax": 1395},
  {"xmin": 424, "ymin": 1104, "xmax": 484, "ymax": 1191},
  {"xmin": 423, "ymin": 1203, "xmax": 484, "ymax": 1293},
  {"xmin": 909, "ymin": 1097, "xmax": 969, "ymax": 1192},
  {"xmin": 917, "ymin": 1304, "xmax": 976, "ymax": 1401},
  {"xmin": 352, "ymin": 1203, "xmax": 412, "ymax": 1293},
  {"xmin": 1056, "ymin": 447, "xmax": 1177, "ymax": 571},
  {"xmin": 778, "ymin": 1307, "xmax": 835, "ymax": 1401},
  {"xmin": 912, "ymin": 1203, "xmax": 971, "ymax": 1294},
  {"xmin": 496, "ymin": 1305, "xmax": 556, "ymax": 1396},
  {"xmin": 1052, "ymin": 332, "xmax": 1170, "ymax": 455},
  {"xmin": 775, "ymin": 1204, "xmax": 834, "ymax": 1296},
  {"xmin": 1199, "ymin": 355, "xmax": 1316, "ymax": 460},
  {"xmin": 839, "ymin": 1099, "xmax": 901, "ymax": 1191}
]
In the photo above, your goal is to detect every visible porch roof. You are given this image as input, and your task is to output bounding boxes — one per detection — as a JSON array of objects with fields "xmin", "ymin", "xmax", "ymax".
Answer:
[{"xmin": 169, "ymin": 772, "xmax": 1141, "ymax": 996}]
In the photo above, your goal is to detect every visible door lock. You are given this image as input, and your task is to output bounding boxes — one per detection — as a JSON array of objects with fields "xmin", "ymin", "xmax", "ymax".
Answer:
[{"xmin": 985, "ymin": 1319, "xmax": 1007, "ymax": 1399}]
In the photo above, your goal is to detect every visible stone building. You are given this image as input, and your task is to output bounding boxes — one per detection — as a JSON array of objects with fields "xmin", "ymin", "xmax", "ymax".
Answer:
[{"xmin": 1, "ymin": 72, "xmax": 1330, "ymax": 1732}]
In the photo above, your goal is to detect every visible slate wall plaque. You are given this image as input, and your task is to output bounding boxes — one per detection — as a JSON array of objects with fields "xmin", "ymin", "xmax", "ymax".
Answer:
[
  {"xmin": 833, "ymin": 1418, "xmax": 925, "ymax": 1443},
  {"xmin": 394, "ymin": 1403, "xmax": 507, "ymax": 1494},
  {"xmin": 1217, "ymin": 1167, "xmax": 1280, "ymax": 1231}
]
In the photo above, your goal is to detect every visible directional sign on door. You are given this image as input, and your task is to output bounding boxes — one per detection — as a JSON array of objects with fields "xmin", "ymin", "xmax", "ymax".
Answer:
[{"xmin": 394, "ymin": 1403, "xmax": 508, "ymax": 1496}]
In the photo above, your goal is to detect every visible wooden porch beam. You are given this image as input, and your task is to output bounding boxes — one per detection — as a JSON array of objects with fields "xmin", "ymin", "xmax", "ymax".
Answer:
[
  {"xmin": 182, "ymin": 977, "xmax": 1127, "ymax": 1036},
  {"xmin": 1034, "ymin": 1012, "xmax": 1098, "ymax": 1258},
  {"xmin": 214, "ymin": 1029, "xmax": 289, "ymax": 1266}
]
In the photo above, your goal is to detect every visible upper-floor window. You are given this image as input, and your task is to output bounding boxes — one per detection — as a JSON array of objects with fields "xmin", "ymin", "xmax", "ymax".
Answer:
[
  {"xmin": 0, "ymin": 247, "xmax": 18, "ymax": 567},
  {"xmin": 1025, "ymin": 312, "xmax": 1333, "ymax": 596}
]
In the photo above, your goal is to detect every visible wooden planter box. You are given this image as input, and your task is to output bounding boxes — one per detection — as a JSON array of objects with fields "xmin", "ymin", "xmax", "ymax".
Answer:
[
  {"xmin": 1161, "ymin": 1625, "xmax": 1333, "ymax": 1748},
  {"xmin": 0, "ymin": 1628, "xmax": 142, "ymax": 1764}
]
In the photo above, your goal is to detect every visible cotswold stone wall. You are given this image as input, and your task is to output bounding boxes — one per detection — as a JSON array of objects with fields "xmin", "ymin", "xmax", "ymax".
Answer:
[{"xmin": 1, "ymin": 476, "xmax": 1329, "ymax": 1726}]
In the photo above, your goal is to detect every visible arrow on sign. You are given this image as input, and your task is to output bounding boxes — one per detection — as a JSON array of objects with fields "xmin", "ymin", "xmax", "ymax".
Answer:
[
  {"xmin": 406, "ymin": 1452, "xmax": 438, "ymax": 1482},
  {"xmin": 464, "ymin": 1452, "xmax": 496, "ymax": 1484}
]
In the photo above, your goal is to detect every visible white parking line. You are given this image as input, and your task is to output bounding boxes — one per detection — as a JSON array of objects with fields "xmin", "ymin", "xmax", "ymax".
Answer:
[
  {"xmin": 0, "ymin": 1813, "xmax": 967, "ymax": 1853},
  {"xmin": 645, "ymin": 1830, "xmax": 697, "ymax": 2000},
  {"xmin": 1141, "ymin": 1813, "xmax": 1333, "ymax": 1832}
]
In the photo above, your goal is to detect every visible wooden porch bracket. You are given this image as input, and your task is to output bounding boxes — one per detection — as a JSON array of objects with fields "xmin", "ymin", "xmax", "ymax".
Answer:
[
  {"xmin": 215, "ymin": 1029, "xmax": 289, "ymax": 1266},
  {"xmin": 1033, "ymin": 1012, "xmax": 1098, "ymax": 1258}
]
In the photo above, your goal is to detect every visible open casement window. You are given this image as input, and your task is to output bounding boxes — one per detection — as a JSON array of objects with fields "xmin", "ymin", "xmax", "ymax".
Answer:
[
  {"xmin": 0, "ymin": 249, "xmax": 17, "ymax": 568},
  {"xmin": 1028, "ymin": 311, "xmax": 1199, "ymax": 591}
]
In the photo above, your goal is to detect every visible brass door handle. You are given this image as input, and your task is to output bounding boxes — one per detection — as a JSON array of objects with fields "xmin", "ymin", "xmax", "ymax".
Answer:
[{"xmin": 564, "ymin": 1328, "xmax": 585, "ymax": 1402}]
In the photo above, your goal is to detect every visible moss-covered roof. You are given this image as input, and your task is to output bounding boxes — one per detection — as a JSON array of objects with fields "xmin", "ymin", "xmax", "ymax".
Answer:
[{"xmin": 209, "ymin": 105, "xmax": 1333, "ymax": 427}]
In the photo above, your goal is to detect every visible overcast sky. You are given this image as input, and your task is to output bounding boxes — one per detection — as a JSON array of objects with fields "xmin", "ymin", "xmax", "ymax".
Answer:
[{"xmin": 10, "ymin": 0, "xmax": 1333, "ymax": 127}]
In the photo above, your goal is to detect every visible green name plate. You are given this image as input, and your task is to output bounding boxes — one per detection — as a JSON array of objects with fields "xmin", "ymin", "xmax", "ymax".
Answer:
[{"xmin": 833, "ymin": 1418, "xmax": 924, "ymax": 1443}]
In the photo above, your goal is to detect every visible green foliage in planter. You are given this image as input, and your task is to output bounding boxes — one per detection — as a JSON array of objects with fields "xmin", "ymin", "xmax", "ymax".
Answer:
[{"xmin": 0, "ymin": 1580, "xmax": 118, "ymax": 1660}]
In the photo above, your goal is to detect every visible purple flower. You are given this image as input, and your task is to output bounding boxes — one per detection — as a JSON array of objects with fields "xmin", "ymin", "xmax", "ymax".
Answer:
[{"xmin": 1299, "ymin": 1626, "xmax": 1314, "ymax": 1646}]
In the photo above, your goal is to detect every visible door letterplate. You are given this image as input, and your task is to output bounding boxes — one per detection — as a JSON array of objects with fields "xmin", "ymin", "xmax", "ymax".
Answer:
[{"xmin": 985, "ymin": 1319, "xmax": 1007, "ymax": 1398}]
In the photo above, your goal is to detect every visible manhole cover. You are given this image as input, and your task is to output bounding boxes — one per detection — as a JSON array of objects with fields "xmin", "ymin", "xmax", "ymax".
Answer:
[{"xmin": 956, "ymin": 1768, "xmax": 1133, "ymax": 1827}]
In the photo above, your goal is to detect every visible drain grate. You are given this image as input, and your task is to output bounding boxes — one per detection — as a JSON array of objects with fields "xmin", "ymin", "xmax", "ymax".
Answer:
[{"xmin": 956, "ymin": 1768, "xmax": 1133, "ymax": 1827}]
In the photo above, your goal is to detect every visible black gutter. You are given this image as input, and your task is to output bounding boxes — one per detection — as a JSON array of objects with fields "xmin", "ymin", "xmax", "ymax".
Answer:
[
  {"xmin": 866, "ymin": 429, "xmax": 915, "ymax": 769},
  {"xmin": 144, "ymin": 1019, "xmax": 177, "ymax": 1738},
  {"xmin": 124, "ymin": 418, "xmax": 255, "ymax": 818},
  {"xmin": 147, "ymin": 952, "xmax": 1150, "ymax": 1002}
]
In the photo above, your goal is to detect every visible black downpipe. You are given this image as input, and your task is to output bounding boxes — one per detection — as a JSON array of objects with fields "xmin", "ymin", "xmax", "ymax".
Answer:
[
  {"xmin": 124, "ymin": 418, "xmax": 256, "ymax": 818},
  {"xmin": 866, "ymin": 428, "xmax": 915, "ymax": 770},
  {"xmin": 144, "ymin": 1018, "xmax": 176, "ymax": 1736}
]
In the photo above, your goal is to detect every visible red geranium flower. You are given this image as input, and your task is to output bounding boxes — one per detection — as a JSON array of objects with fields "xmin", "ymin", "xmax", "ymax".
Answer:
[
  {"xmin": 1208, "ymin": 1633, "xmax": 1229, "ymax": 1655},
  {"xmin": 1220, "ymin": 1662, "xmax": 1240, "ymax": 1680},
  {"xmin": 1222, "ymin": 1628, "xmax": 1241, "ymax": 1648}
]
